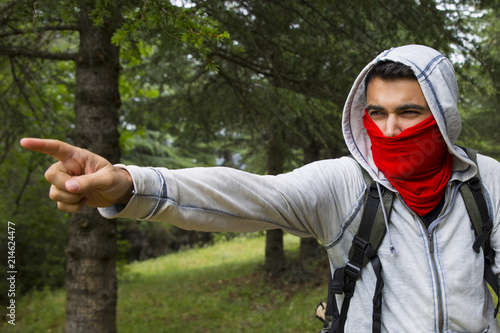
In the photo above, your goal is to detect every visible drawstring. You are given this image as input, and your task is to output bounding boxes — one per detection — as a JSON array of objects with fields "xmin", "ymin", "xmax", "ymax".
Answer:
[{"xmin": 376, "ymin": 182, "xmax": 397, "ymax": 255}]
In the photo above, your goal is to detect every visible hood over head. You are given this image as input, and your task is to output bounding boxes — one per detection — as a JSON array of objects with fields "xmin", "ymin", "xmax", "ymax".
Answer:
[{"xmin": 342, "ymin": 44, "xmax": 476, "ymax": 190}]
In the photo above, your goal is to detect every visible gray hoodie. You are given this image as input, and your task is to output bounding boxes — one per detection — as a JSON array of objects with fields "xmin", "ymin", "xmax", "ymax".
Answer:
[{"xmin": 100, "ymin": 45, "xmax": 500, "ymax": 332}]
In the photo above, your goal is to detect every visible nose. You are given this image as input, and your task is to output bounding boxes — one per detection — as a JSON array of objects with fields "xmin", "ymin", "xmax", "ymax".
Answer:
[{"xmin": 383, "ymin": 115, "xmax": 401, "ymax": 137}]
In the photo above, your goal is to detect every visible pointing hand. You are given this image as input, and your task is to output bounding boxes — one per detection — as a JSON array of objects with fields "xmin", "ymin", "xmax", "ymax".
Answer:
[{"xmin": 20, "ymin": 138, "xmax": 133, "ymax": 212}]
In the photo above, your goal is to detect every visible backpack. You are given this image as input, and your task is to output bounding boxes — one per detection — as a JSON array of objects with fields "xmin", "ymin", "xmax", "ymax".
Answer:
[{"xmin": 315, "ymin": 148, "xmax": 499, "ymax": 332}]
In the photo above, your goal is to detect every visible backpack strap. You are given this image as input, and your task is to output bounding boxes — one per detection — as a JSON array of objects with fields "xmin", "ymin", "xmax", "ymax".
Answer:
[
  {"xmin": 458, "ymin": 147, "xmax": 499, "ymax": 317},
  {"xmin": 321, "ymin": 163, "xmax": 394, "ymax": 333}
]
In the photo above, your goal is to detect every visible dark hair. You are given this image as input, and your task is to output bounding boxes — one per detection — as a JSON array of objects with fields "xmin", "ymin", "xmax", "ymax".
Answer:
[{"xmin": 364, "ymin": 61, "xmax": 417, "ymax": 89}]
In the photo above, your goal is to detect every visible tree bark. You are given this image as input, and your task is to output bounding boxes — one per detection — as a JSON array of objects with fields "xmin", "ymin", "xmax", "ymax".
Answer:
[
  {"xmin": 264, "ymin": 128, "xmax": 286, "ymax": 274},
  {"xmin": 265, "ymin": 229, "xmax": 285, "ymax": 273},
  {"xmin": 65, "ymin": 6, "xmax": 121, "ymax": 333}
]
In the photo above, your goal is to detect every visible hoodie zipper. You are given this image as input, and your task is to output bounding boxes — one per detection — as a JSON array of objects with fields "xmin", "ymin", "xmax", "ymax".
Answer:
[
  {"xmin": 397, "ymin": 194, "xmax": 446, "ymax": 332},
  {"xmin": 426, "ymin": 230, "xmax": 443, "ymax": 332}
]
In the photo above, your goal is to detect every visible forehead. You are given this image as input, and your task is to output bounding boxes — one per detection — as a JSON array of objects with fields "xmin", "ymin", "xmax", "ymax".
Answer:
[{"xmin": 366, "ymin": 78, "xmax": 429, "ymax": 107}]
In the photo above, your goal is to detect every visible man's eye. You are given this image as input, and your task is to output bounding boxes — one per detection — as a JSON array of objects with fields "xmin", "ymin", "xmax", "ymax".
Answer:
[
  {"xmin": 401, "ymin": 110, "xmax": 420, "ymax": 116},
  {"xmin": 369, "ymin": 111, "xmax": 384, "ymax": 117}
]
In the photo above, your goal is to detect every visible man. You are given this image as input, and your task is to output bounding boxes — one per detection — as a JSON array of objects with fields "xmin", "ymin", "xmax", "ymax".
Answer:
[{"xmin": 21, "ymin": 44, "xmax": 500, "ymax": 331}]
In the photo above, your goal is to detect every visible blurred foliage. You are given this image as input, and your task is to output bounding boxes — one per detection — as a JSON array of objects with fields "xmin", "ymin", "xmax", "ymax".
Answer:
[{"xmin": 454, "ymin": 2, "xmax": 500, "ymax": 159}]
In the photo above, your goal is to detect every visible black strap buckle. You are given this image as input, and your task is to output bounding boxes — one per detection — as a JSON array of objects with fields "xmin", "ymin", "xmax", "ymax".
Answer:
[
  {"xmin": 352, "ymin": 235, "xmax": 369, "ymax": 252},
  {"xmin": 345, "ymin": 262, "xmax": 362, "ymax": 281},
  {"xmin": 473, "ymin": 218, "xmax": 494, "ymax": 253},
  {"xmin": 369, "ymin": 182, "xmax": 383, "ymax": 198},
  {"xmin": 332, "ymin": 268, "xmax": 346, "ymax": 295},
  {"xmin": 483, "ymin": 218, "xmax": 493, "ymax": 233},
  {"xmin": 485, "ymin": 247, "xmax": 496, "ymax": 266},
  {"xmin": 468, "ymin": 177, "xmax": 481, "ymax": 191}
]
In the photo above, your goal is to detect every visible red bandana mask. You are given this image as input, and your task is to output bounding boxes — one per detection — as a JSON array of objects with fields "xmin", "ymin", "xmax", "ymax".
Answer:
[{"xmin": 362, "ymin": 110, "xmax": 453, "ymax": 216}]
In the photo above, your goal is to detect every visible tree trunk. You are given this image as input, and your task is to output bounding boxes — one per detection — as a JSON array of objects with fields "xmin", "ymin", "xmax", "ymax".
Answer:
[
  {"xmin": 265, "ymin": 229, "xmax": 285, "ymax": 273},
  {"xmin": 65, "ymin": 6, "xmax": 121, "ymax": 333},
  {"xmin": 300, "ymin": 139, "xmax": 322, "ymax": 261},
  {"xmin": 264, "ymin": 128, "xmax": 286, "ymax": 274}
]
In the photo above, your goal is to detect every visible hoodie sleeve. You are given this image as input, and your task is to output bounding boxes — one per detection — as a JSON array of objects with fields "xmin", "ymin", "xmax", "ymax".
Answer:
[
  {"xmin": 478, "ymin": 155, "xmax": 500, "ymax": 276},
  {"xmin": 98, "ymin": 156, "xmax": 365, "ymax": 244}
]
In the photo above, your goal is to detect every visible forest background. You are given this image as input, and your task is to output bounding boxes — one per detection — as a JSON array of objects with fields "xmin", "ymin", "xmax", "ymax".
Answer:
[{"xmin": 0, "ymin": 0, "xmax": 498, "ymax": 332}]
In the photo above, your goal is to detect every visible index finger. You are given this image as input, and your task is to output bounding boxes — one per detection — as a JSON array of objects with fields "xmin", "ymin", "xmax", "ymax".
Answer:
[{"xmin": 20, "ymin": 138, "xmax": 78, "ymax": 163}]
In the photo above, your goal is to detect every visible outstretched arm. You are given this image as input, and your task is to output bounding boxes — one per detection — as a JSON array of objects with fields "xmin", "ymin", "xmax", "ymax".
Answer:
[
  {"xmin": 20, "ymin": 138, "xmax": 133, "ymax": 212},
  {"xmin": 20, "ymin": 138, "xmax": 363, "ymax": 244}
]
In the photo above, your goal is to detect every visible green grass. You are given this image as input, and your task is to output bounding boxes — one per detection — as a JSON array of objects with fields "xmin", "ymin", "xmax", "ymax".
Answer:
[{"xmin": 1, "ymin": 234, "xmax": 329, "ymax": 333}]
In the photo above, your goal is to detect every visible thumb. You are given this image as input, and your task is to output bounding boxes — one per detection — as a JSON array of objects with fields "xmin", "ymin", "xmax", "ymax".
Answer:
[
  {"xmin": 65, "ymin": 178, "xmax": 82, "ymax": 193},
  {"xmin": 65, "ymin": 173, "xmax": 99, "ymax": 194}
]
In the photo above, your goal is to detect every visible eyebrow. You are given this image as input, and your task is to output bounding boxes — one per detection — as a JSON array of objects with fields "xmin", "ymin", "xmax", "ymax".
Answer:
[
  {"xmin": 366, "ymin": 105, "xmax": 384, "ymax": 112},
  {"xmin": 366, "ymin": 103, "xmax": 428, "ymax": 112}
]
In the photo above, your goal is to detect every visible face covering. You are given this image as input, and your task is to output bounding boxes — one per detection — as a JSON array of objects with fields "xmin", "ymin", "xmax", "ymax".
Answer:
[{"xmin": 362, "ymin": 110, "xmax": 453, "ymax": 216}]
